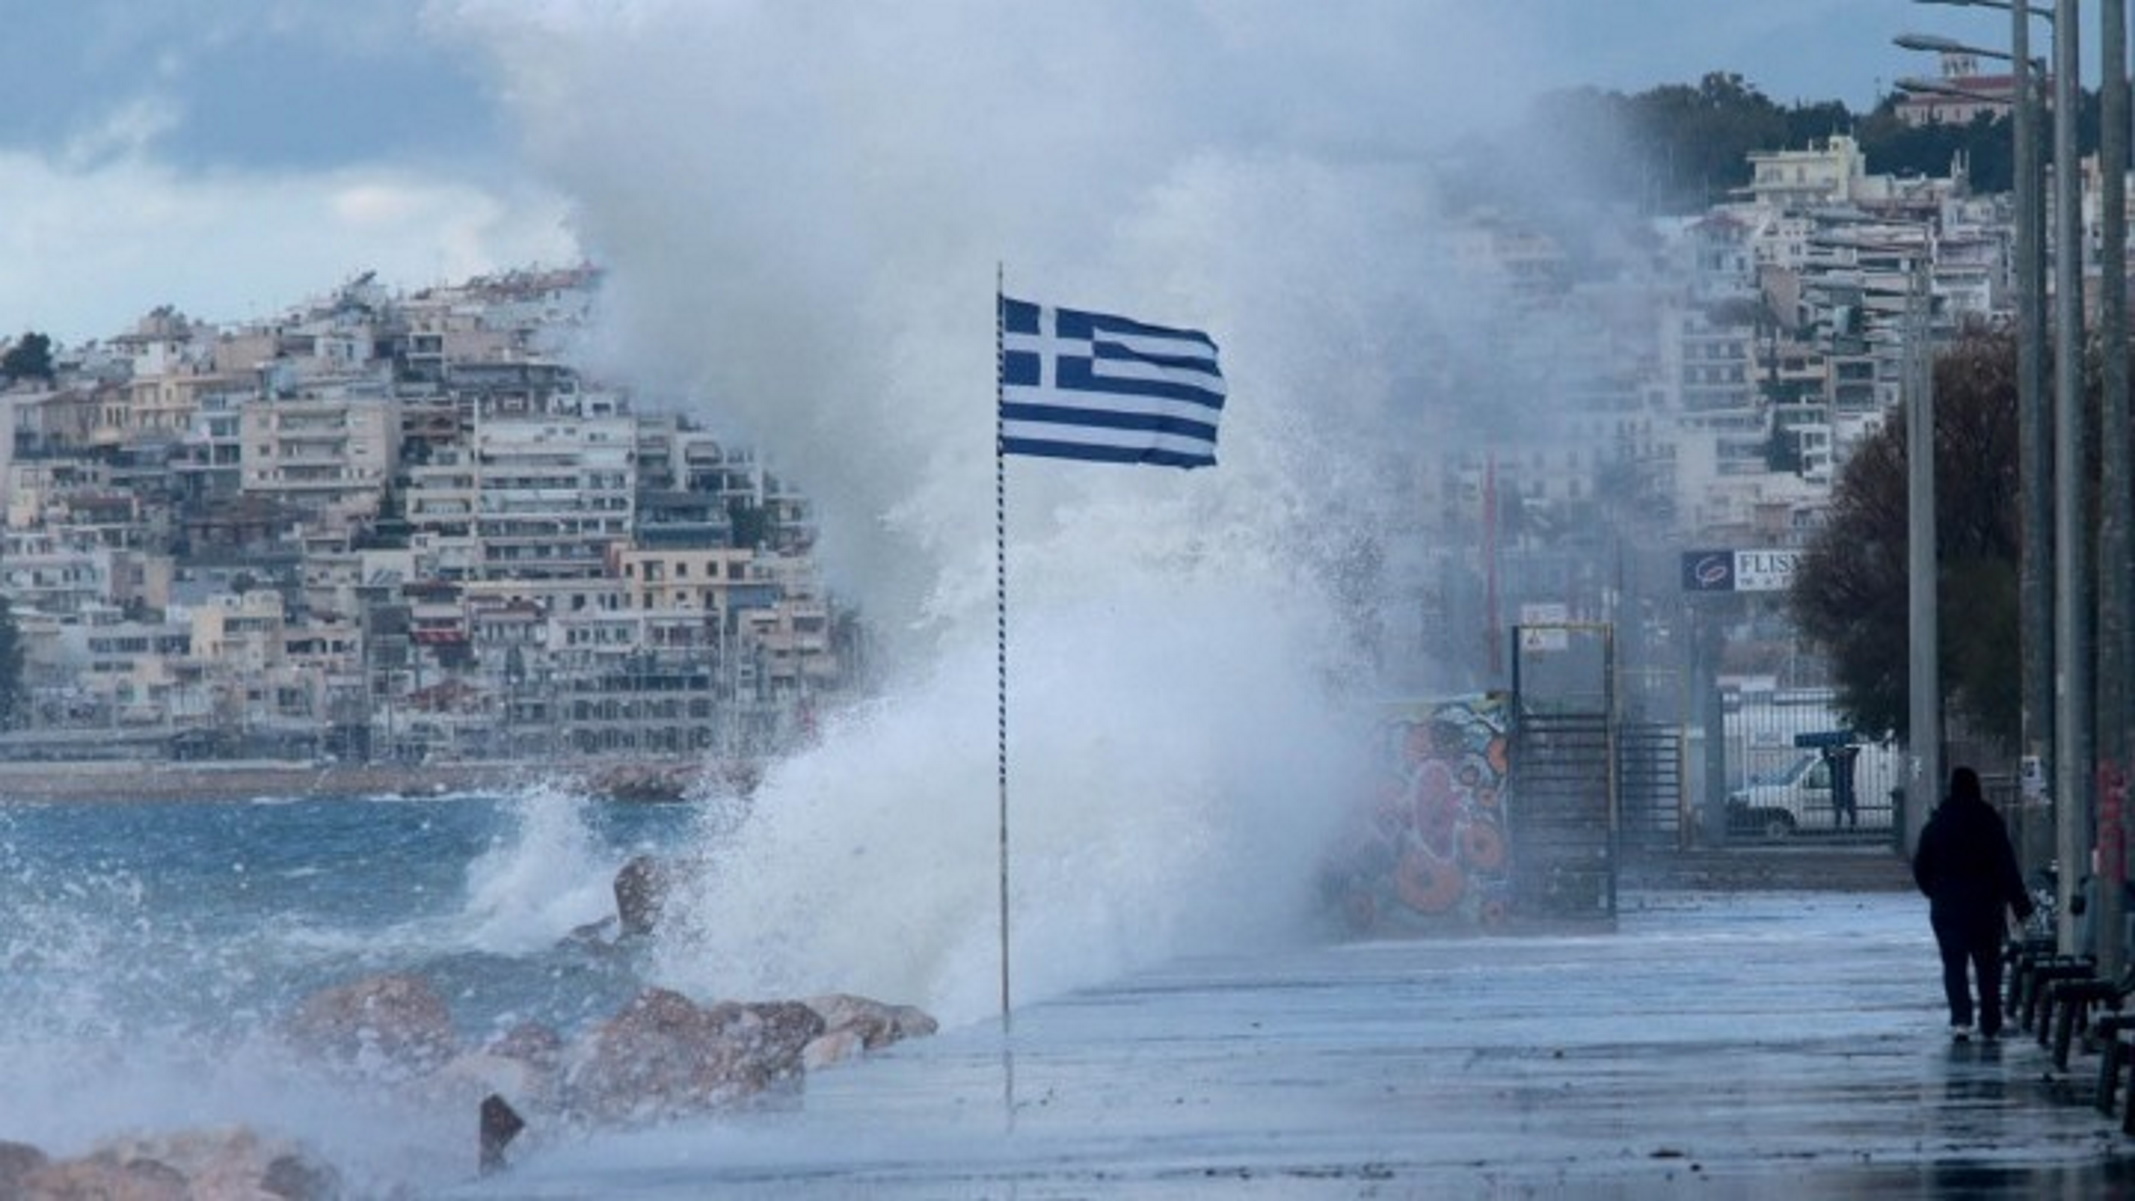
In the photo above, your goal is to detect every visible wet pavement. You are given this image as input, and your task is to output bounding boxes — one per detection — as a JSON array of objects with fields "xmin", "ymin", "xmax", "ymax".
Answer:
[{"xmin": 470, "ymin": 888, "xmax": 2135, "ymax": 1198}]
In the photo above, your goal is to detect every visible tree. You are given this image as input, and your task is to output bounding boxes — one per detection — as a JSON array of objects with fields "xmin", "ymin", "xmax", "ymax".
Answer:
[
  {"xmin": 727, "ymin": 499, "xmax": 770, "ymax": 550},
  {"xmin": 0, "ymin": 596, "xmax": 23, "ymax": 729},
  {"xmin": 1, "ymin": 331, "xmax": 54, "ymax": 385},
  {"xmin": 1631, "ymin": 72, "xmax": 1789, "ymax": 207},
  {"xmin": 1789, "ymin": 330, "xmax": 2026, "ymax": 747},
  {"xmin": 1507, "ymin": 75, "xmax": 2107, "ymax": 216}
]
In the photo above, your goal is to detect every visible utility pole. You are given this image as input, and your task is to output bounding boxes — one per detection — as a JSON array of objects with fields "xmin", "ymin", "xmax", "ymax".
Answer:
[
  {"xmin": 1907, "ymin": 235, "xmax": 1942, "ymax": 857},
  {"xmin": 2095, "ymin": 0, "xmax": 2129, "ymax": 975},
  {"xmin": 2015, "ymin": 0, "xmax": 2056, "ymax": 876},
  {"xmin": 2054, "ymin": 0, "xmax": 2091, "ymax": 954}
]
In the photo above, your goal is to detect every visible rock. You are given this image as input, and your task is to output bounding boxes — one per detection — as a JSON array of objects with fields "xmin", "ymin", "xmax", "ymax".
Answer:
[
  {"xmin": 801, "ymin": 1028, "xmax": 866, "ymax": 1071},
  {"xmin": 20, "ymin": 1128, "xmax": 340, "ymax": 1200},
  {"xmin": 21, "ymin": 1155, "xmax": 189, "ymax": 1200},
  {"xmin": 285, "ymin": 972, "xmax": 458, "ymax": 1078},
  {"xmin": 487, "ymin": 1020, "xmax": 566, "ymax": 1070},
  {"xmin": 890, "ymin": 1004, "xmax": 940, "ymax": 1043},
  {"xmin": 805, "ymin": 993, "xmax": 895, "ymax": 1047},
  {"xmin": 613, "ymin": 855, "xmax": 668, "ymax": 937},
  {"xmin": 260, "ymin": 1151, "xmax": 341, "ymax": 1201},
  {"xmin": 564, "ymin": 987, "xmax": 746, "ymax": 1124},
  {"xmin": 726, "ymin": 1000, "xmax": 827, "ymax": 1090},
  {"xmin": 428, "ymin": 1050, "xmax": 552, "ymax": 1113},
  {"xmin": 479, "ymin": 1094, "xmax": 527, "ymax": 1177},
  {"xmin": 806, "ymin": 993, "xmax": 939, "ymax": 1050},
  {"xmin": 420, "ymin": 1019, "xmax": 566, "ymax": 1113},
  {"xmin": 564, "ymin": 915, "xmax": 619, "ymax": 944},
  {"xmin": 0, "ymin": 1141, "xmax": 50, "ymax": 1196},
  {"xmin": 562, "ymin": 989, "xmax": 825, "ymax": 1124},
  {"xmin": 592, "ymin": 765, "xmax": 694, "ymax": 803}
]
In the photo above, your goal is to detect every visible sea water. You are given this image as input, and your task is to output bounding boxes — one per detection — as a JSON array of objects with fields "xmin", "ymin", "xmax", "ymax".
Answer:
[
  {"xmin": 0, "ymin": 671, "xmax": 1363, "ymax": 1197},
  {"xmin": 0, "ymin": 786, "xmax": 702, "ymax": 1190}
]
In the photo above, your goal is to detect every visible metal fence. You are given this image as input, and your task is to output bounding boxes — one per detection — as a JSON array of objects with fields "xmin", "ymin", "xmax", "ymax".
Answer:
[
  {"xmin": 1618, "ymin": 722, "xmax": 1686, "ymax": 851},
  {"xmin": 1716, "ymin": 688, "xmax": 1899, "ymax": 844},
  {"xmin": 1509, "ymin": 623, "xmax": 1619, "ymax": 919}
]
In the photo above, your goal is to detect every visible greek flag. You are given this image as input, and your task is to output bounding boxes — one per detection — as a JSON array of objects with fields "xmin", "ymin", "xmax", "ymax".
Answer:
[{"xmin": 999, "ymin": 296, "xmax": 1226, "ymax": 469}]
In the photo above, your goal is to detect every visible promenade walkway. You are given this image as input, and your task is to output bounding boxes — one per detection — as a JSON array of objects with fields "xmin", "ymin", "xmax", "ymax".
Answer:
[{"xmin": 471, "ymin": 883, "xmax": 2135, "ymax": 1198}]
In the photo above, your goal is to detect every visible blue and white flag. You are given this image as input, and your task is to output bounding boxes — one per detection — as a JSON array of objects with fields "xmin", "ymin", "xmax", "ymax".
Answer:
[{"xmin": 999, "ymin": 295, "xmax": 1226, "ymax": 469}]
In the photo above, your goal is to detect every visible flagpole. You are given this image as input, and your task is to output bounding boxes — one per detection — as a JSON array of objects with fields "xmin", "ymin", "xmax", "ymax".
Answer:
[{"xmin": 994, "ymin": 265, "xmax": 1013, "ymax": 1034}]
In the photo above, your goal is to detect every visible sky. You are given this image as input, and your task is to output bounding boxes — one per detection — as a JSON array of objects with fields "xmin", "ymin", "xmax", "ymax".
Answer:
[{"xmin": 0, "ymin": 0, "xmax": 2040, "ymax": 349}]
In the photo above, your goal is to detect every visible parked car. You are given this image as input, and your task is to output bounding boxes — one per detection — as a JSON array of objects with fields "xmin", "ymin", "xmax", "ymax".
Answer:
[{"xmin": 1727, "ymin": 742, "xmax": 1899, "ymax": 839}]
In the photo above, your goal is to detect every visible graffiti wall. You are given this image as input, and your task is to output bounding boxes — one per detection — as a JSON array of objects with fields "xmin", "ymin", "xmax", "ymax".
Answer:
[{"xmin": 1324, "ymin": 693, "xmax": 1514, "ymax": 934}]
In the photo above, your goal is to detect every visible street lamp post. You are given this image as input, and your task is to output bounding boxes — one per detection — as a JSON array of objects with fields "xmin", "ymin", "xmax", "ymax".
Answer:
[
  {"xmin": 2095, "ymin": 0, "xmax": 2128, "ymax": 977},
  {"xmin": 1901, "ymin": 17, "xmax": 2054, "ymax": 874},
  {"xmin": 1808, "ymin": 224, "xmax": 1943, "ymax": 845},
  {"xmin": 2015, "ymin": 1, "xmax": 2055, "ymax": 885},
  {"xmin": 1917, "ymin": 0, "xmax": 2080, "ymax": 955},
  {"xmin": 1906, "ymin": 245, "xmax": 1943, "ymax": 859},
  {"xmin": 2051, "ymin": 0, "xmax": 2089, "ymax": 956}
]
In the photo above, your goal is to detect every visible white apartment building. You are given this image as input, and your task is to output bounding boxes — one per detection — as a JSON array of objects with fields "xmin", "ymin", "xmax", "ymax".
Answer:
[
  {"xmin": 614, "ymin": 545, "xmax": 765, "ymax": 615},
  {"xmin": 239, "ymin": 374, "xmax": 400, "ymax": 531},
  {"xmin": 1894, "ymin": 53, "xmax": 2017, "ymax": 128},
  {"xmin": 1660, "ymin": 305, "xmax": 1757, "ymax": 414},
  {"xmin": 464, "ymin": 409, "xmax": 636, "ymax": 580},
  {"xmin": 188, "ymin": 589, "xmax": 288, "ymax": 675},
  {"xmin": 0, "ymin": 528, "xmax": 116, "ymax": 619},
  {"xmin": 180, "ymin": 589, "xmax": 320, "ymax": 740},
  {"xmin": 75, "ymin": 619, "xmax": 195, "ymax": 726},
  {"xmin": 172, "ymin": 383, "xmax": 250, "ymax": 500}
]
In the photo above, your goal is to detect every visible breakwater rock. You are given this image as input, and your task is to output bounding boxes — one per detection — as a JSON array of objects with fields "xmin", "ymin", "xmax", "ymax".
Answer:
[
  {"xmin": 0, "ymin": 759, "xmax": 515, "ymax": 803},
  {"xmin": 0, "ymin": 1128, "xmax": 341, "ymax": 1200},
  {"xmin": 277, "ymin": 970, "xmax": 939, "ymax": 1175}
]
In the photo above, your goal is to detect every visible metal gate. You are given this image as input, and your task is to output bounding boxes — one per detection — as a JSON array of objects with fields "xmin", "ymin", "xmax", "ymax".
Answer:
[
  {"xmin": 1510, "ymin": 711, "xmax": 1618, "ymax": 917},
  {"xmin": 1618, "ymin": 722, "xmax": 1686, "ymax": 851},
  {"xmin": 1720, "ymin": 688, "xmax": 1899, "ymax": 844},
  {"xmin": 1510, "ymin": 623, "xmax": 1619, "ymax": 920}
]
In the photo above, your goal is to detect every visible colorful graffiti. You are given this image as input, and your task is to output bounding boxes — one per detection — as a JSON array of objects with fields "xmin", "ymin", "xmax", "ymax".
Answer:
[{"xmin": 1324, "ymin": 693, "xmax": 1514, "ymax": 934}]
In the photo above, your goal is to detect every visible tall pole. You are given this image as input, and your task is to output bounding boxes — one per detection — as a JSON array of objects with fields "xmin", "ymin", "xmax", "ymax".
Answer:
[
  {"xmin": 2053, "ymin": 0, "xmax": 2091, "ymax": 954},
  {"xmin": 993, "ymin": 270, "xmax": 1013, "ymax": 1032},
  {"xmin": 2016, "ymin": 0, "xmax": 2056, "ymax": 876},
  {"xmin": 1908, "ymin": 236, "xmax": 1942, "ymax": 858},
  {"xmin": 2095, "ymin": 0, "xmax": 2128, "ymax": 975}
]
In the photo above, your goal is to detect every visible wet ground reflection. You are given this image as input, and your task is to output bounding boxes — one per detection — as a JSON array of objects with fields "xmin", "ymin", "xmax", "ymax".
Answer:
[{"xmin": 465, "ymin": 891, "xmax": 2135, "ymax": 1198}]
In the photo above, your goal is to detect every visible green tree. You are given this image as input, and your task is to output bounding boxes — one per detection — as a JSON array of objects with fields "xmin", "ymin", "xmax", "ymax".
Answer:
[
  {"xmin": 1511, "ymin": 75, "xmax": 2107, "ymax": 215},
  {"xmin": 728, "ymin": 499, "xmax": 770, "ymax": 550},
  {"xmin": 1788, "ymin": 331, "xmax": 2026, "ymax": 746},
  {"xmin": 1627, "ymin": 72, "xmax": 1789, "ymax": 208},
  {"xmin": 1, "ymin": 332, "xmax": 54, "ymax": 385},
  {"xmin": 1782, "ymin": 100, "xmax": 1854, "ymax": 150}
]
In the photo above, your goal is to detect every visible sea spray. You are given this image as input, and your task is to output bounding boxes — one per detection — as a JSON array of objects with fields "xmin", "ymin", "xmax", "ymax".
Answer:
[
  {"xmin": 457, "ymin": 780, "xmax": 628, "ymax": 955},
  {"xmin": 0, "ymin": 794, "xmax": 700, "ymax": 1186},
  {"xmin": 649, "ymin": 562, "xmax": 1371, "ymax": 1027},
  {"xmin": 424, "ymin": 10, "xmax": 1526, "ymax": 1040}
]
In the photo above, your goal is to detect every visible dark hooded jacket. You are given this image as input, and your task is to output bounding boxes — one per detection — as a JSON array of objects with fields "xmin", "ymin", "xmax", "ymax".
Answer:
[{"xmin": 1912, "ymin": 769, "xmax": 2034, "ymax": 936}]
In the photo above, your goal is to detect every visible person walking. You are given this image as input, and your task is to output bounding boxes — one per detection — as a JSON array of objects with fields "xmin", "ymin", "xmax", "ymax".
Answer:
[{"xmin": 1912, "ymin": 765, "xmax": 2035, "ymax": 1041}]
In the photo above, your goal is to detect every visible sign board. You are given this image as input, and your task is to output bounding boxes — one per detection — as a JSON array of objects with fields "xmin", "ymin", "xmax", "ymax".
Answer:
[
  {"xmin": 1519, "ymin": 626, "xmax": 1569, "ymax": 652},
  {"xmin": 1681, "ymin": 548, "xmax": 1802, "ymax": 594},
  {"xmin": 1516, "ymin": 606, "xmax": 1572, "ymax": 652}
]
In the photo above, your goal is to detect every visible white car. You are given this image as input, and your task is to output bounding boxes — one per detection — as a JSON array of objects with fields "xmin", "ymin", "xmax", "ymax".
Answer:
[{"xmin": 1727, "ymin": 747, "xmax": 1899, "ymax": 839}]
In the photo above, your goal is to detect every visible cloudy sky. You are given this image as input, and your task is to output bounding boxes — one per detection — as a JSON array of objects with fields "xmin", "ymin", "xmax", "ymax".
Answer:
[{"xmin": 0, "ymin": 0, "xmax": 2033, "ymax": 348}]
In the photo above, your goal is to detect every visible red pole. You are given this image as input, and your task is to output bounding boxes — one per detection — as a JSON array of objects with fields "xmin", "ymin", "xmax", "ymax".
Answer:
[{"xmin": 1484, "ymin": 452, "xmax": 1502, "ymax": 679}]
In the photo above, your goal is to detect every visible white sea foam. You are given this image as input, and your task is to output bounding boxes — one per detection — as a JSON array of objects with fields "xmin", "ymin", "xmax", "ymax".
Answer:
[
  {"xmin": 643, "ymin": 550, "xmax": 1372, "ymax": 1027},
  {"xmin": 456, "ymin": 781, "xmax": 624, "ymax": 954},
  {"xmin": 429, "ymin": 0, "xmax": 1489, "ymax": 1026}
]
